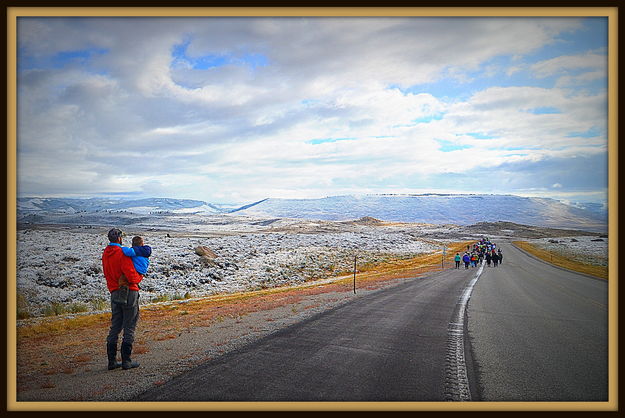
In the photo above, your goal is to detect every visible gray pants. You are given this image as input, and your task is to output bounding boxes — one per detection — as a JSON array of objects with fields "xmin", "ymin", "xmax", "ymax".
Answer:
[{"xmin": 106, "ymin": 289, "xmax": 140, "ymax": 346}]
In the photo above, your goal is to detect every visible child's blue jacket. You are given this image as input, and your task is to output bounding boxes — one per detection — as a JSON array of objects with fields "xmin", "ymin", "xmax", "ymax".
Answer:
[{"xmin": 121, "ymin": 245, "xmax": 152, "ymax": 275}]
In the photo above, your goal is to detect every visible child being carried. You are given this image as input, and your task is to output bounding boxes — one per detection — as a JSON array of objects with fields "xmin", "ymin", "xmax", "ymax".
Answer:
[{"xmin": 121, "ymin": 236, "xmax": 152, "ymax": 275}]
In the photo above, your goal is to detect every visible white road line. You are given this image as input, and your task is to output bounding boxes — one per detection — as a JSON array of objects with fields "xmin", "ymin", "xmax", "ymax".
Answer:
[{"xmin": 445, "ymin": 262, "xmax": 484, "ymax": 401}]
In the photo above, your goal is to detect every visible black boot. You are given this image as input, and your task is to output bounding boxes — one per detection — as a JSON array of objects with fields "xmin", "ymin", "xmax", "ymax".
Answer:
[
  {"xmin": 121, "ymin": 342, "xmax": 140, "ymax": 370},
  {"xmin": 107, "ymin": 343, "xmax": 121, "ymax": 370}
]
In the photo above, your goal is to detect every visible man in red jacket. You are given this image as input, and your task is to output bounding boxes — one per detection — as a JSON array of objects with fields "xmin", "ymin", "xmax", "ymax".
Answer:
[{"xmin": 102, "ymin": 228, "xmax": 143, "ymax": 370}]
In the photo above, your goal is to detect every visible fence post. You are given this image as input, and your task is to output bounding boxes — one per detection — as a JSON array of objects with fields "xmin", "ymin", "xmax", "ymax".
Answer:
[{"xmin": 353, "ymin": 256, "xmax": 357, "ymax": 294}]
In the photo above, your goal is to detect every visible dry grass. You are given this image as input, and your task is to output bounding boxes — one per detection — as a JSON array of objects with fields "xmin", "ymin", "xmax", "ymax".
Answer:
[
  {"xmin": 17, "ymin": 313, "xmax": 110, "ymax": 340},
  {"xmin": 133, "ymin": 345, "xmax": 149, "ymax": 355},
  {"xmin": 73, "ymin": 354, "xmax": 92, "ymax": 363},
  {"xmin": 512, "ymin": 241, "xmax": 608, "ymax": 279},
  {"xmin": 155, "ymin": 334, "xmax": 178, "ymax": 341}
]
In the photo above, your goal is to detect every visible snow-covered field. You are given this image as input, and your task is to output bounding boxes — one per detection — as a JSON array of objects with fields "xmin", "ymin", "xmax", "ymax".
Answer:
[
  {"xmin": 16, "ymin": 222, "xmax": 442, "ymax": 318},
  {"xmin": 526, "ymin": 236, "xmax": 609, "ymax": 267},
  {"xmin": 15, "ymin": 211, "xmax": 609, "ymax": 318}
]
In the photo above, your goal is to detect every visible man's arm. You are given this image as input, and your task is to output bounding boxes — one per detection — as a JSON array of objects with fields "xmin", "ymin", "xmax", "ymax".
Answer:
[{"xmin": 120, "ymin": 256, "xmax": 143, "ymax": 284}]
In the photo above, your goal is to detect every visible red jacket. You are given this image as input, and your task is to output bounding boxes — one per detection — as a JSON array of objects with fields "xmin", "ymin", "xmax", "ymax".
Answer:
[{"xmin": 102, "ymin": 244, "xmax": 143, "ymax": 292}]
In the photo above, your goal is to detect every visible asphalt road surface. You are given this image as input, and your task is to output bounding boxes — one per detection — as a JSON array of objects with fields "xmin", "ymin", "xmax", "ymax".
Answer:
[
  {"xmin": 135, "ymin": 241, "xmax": 608, "ymax": 402},
  {"xmin": 468, "ymin": 242, "xmax": 608, "ymax": 401}
]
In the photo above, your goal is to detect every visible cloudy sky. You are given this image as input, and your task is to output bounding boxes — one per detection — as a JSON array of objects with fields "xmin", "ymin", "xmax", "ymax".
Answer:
[{"xmin": 16, "ymin": 16, "xmax": 609, "ymax": 206}]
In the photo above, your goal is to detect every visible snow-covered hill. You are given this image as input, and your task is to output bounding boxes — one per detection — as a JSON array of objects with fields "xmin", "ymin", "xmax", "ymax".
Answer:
[
  {"xmin": 17, "ymin": 197, "xmax": 224, "ymax": 215},
  {"xmin": 16, "ymin": 194, "xmax": 607, "ymax": 232},
  {"xmin": 230, "ymin": 194, "xmax": 607, "ymax": 232}
]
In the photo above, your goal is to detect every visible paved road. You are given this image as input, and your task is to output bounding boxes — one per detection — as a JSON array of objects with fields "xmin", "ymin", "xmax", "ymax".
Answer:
[
  {"xmin": 468, "ymin": 241, "xmax": 608, "ymax": 401},
  {"xmin": 135, "ymin": 241, "xmax": 608, "ymax": 402},
  {"xmin": 135, "ymin": 268, "xmax": 477, "ymax": 401}
]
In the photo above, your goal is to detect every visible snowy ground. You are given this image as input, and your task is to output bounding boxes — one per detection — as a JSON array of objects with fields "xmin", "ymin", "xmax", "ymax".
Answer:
[
  {"xmin": 15, "ymin": 214, "xmax": 609, "ymax": 319},
  {"xmin": 16, "ymin": 220, "xmax": 443, "ymax": 318},
  {"xmin": 526, "ymin": 235, "xmax": 609, "ymax": 267}
]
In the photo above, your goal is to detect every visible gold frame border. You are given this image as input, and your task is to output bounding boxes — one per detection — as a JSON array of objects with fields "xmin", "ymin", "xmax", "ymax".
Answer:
[{"xmin": 6, "ymin": 6, "xmax": 618, "ymax": 412}]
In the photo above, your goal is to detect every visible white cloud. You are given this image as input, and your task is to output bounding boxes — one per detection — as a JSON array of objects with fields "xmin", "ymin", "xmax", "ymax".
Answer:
[
  {"xmin": 15, "ymin": 17, "xmax": 607, "ymax": 204},
  {"xmin": 531, "ymin": 50, "xmax": 607, "ymax": 78},
  {"xmin": 506, "ymin": 65, "xmax": 524, "ymax": 76},
  {"xmin": 555, "ymin": 69, "xmax": 607, "ymax": 88}
]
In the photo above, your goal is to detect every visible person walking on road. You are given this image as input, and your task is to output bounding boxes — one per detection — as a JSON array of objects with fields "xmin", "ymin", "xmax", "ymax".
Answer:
[
  {"xmin": 462, "ymin": 252, "xmax": 471, "ymax": 269},
  {"xmin": 471, "ymin": 253, "xmax": 478, "ymax": 268},
  {"xmin": 485, "ymin": 251, "xmax": 492, "ymax": 267},
  {"xmin": 492, "ymin": 250, "xmax": 499, "ymax": 267},
  {"xmin": 454, "ymin": 252, "xmax": 461, "ymax": 269},
  {"xmin": 102, "ymin": 228, "xmax": 144, "ymax": 371},
  {"xmin": 497, "ymin": 248, "xmax": 503, "ymax": 265}
]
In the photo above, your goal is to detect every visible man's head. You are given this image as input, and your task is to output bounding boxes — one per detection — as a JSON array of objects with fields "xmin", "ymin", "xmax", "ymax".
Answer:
[
  {"xmin": 132, "ymin": 236, "xmax": 144, "ymax": 247},
  {"xmin": 108, "ymin": 228, "xmax": 123, "ymax": 243}
]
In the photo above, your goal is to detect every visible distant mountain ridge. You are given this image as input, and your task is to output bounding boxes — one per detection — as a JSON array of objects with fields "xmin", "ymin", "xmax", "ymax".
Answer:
[
  {"xmin": 17, "ymin": 197, "xmax": 226, "ymax": 215},
  {"xmin": 17, "ymin": 194, "xmax": 607, "ymax": 232},
  {"xmin": 230, "ymin": 194, "xmax": 607, "ymax": 232}
]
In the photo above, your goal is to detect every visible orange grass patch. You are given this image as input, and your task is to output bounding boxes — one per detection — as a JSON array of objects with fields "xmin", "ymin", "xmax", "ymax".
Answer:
[
  {"xmin": 133, "ymin": 345, "xmax": 150, "ymax": 354},
  {"xmin": 73, "ymin": 354, "xmax": 92, "ymax": 363},
  {"xmin": 512, "ymin": 241, "xmax": 608, "ymax": 279},
  {"xmin": 17, "ymin": 313, "xmax": 109, "ymax": 340}
]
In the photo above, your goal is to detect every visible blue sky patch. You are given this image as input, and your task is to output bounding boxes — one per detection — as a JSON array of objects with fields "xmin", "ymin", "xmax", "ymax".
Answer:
[
  {"xmin": 241, "ymin": 53, "xmax": 269, "ymax": 69},
  {"xmin": 172, "ymin": 38, "xmax": 268, "ymax": 70},
  {"xmin": 18, "ymin": 47, "xmax": 108, "ymax": 71},
  {"xmin": 308, "ymin": 137, "xmax": 357, "ymax": 145},
  {"xmin": 436, "ymin": 139, "xmax": 473, "ymax": 152},
  {"xmin": 413, "ymin": 113, "xmax": 445, "ymax": 124},
  {"xmin": 526, "ymin": 106, "xmax": 561, "ymax": 114},
  {"xmin": 458, "ymin": 132, "xmax": 497, "ymax": 140},
  {"xmin": 54, "ymin": 48, "xmax": 106, "ymax": 64},
  {"xmin": 301, "ymin": 99, "xmax": 320, "ymax": 106},
  {"xmin": 566, "ymin": 127, "xmax": 602, "ymax": 138}
]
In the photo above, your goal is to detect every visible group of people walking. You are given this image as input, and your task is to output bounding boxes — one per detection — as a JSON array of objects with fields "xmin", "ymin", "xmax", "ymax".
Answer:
[{"xmin": 454, "ymin": 238, "xmax": 503, "ymax": 269}]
